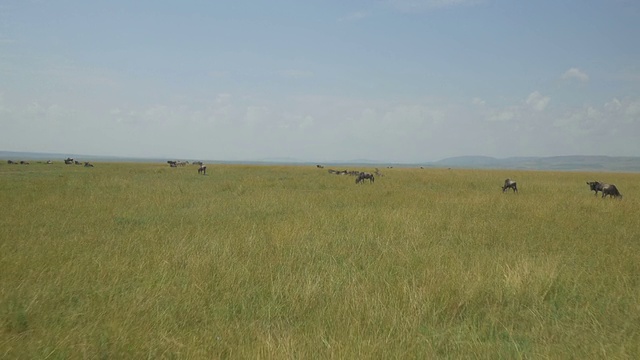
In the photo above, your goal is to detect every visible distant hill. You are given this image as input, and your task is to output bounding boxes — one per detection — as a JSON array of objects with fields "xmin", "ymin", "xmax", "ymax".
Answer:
[
  {"xmin": 433, "ymin": 156, "xmax": 640, "ymax": 172},
  {"xmin": 2, "ymin": 151, "xmax": 640, "ymax": 172},
  {"xmin": 0, "ymin": 151, "xmax": 163, "ymax": 163}
]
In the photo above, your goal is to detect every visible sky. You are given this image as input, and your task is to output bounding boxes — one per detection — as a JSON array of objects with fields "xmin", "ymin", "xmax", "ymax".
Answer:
[{"xmin": 1, "ymin": 0, "xmax": 639, "ymax": 163}]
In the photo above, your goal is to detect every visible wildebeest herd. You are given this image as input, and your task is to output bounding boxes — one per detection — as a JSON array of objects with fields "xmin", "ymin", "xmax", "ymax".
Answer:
[
  {"xmin": 6, "ymin": 158, "xmax": 93, "ymax": 166},
  {"xmin": 499, "ymin": 178, "xmax": 622, "ymax": 199},
  {"xmin": 326, "ymin": 168, "xmax": 377, "ymax": 184},
  {"xmin": 2, "ymin": 159, "xmax": 628, "ymax": 199},
  {"xmin": 326, "ymin": 170, "xmax": 624, "ymax": 200}
]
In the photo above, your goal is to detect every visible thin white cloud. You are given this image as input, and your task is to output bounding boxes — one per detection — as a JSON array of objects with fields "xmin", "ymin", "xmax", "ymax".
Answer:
[
  {"xmin": 526, "ymin": 91, "xmax": 550, "ymax": 111},
  {"xmin": 482, "ymin": 91, "xmax": 549, "ymax": 122},
  {"xmin": 561, "ymin": 68, "xmax": 589, "ymax": 82},
  {"xmin": 299, "ymin": 115, "xmax": 314, "ymax": 129},
  {"xmin": 215, "ymin": 93, "xmax": 232, "ymax": 104},
  {"xmin": 244, "ymin": 105, "xmax": 271, "ymax": 128},
  {"xmin": 471, "ymin": 97, "xmax": 485, "ymax": 106},
  {"xmin": 624, "ymin": 100, "xmax": 640, "ymax": 120},
  {"xmin": 604, "ymin": 98, "xmax": 622, "ymax": 112},
  {"xmin": 604, "ymin": 97, "xmax": 640, "ymax": 123},
  {"xmin": 487, "ymin": 108, "xmax": 517, "ymax": 122}
]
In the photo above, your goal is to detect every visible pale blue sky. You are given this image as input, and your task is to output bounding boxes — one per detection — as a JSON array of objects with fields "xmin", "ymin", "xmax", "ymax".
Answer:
[{"xmin": 1, "ymin": 0, "xmax": 639, "ymax": 162}]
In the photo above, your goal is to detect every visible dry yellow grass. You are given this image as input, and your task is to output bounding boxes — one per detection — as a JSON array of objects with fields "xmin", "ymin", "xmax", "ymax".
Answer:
[{"xmin": 1, "ymin": 162, "xmax": 639, "ymax": 358}]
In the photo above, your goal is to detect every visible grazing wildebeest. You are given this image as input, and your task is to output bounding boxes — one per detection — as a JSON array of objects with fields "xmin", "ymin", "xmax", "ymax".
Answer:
[
  {"xmin": 198, "ymin": 165, "xmax": 207, "ymax": 175},
  {"xmin": 602, "ymin": 184, "xmax": 622, "ymax": 199},
  {"xmin": 587, "ymin": 181, "xmax": 622, "ymax": 199},
  {"xmin": 316, "ymin": 164, "xmax": 324, "ymax": 169},
  {"xmin": 355, "ymin": 172, "xmax": 375, "ymax": 184},
  {"xmin": 84, "ymin": 162, "xmax": 94, "ymax": 167},
  {"xmin": 586, "ymin": 181, "xmax": 603, "ymax": 196},
  {"xmin": 7, "ymin": 160, "xmax": 15, "ymax": 164},
  {"xmin": 502, "ymin": 178, "xmax": 518, "ymax": 193},
  {"xmin": 64, "ymin": 157, "xmax": 74, "ymax": 165}
]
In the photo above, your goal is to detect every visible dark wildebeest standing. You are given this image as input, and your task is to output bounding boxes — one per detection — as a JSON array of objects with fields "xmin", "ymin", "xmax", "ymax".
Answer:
[
  {"xmin": 502, "ymin": 179, "xmax": 518, "ymax": 193},
  {"xmin": 356, "ymin": 172, "xmax": 375, "ymax": 184},
  {"xmin": 586, "ymin": 181, "xmax": 603, "ymax": 196},
  {"xmin": 602, "ymin": 184, "xmax": 622, "ymax": 199},
  {"xmin": 587, "ymin": 181, "xmax": 622, "ymax": 199},
  {"xmin": 198, "ymin": 165, "xmax": 207, "ymax": 175}
]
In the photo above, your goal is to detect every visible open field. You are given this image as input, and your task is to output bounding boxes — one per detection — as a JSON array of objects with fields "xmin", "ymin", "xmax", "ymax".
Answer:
[{"xmin": 1, "ymin": 162, "xmax": 640, "ymax": 358}]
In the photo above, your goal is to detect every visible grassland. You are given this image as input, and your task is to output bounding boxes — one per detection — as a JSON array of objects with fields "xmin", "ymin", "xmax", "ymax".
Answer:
[{"xmin": 1, "ymin": 162, "xmax": 639, "ymax": 359}]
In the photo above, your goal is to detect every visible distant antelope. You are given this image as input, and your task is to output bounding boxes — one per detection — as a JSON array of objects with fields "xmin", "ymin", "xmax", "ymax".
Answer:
[{"xmin": 502, "ymin": 179, "xmax": 518, "ymax": 193}]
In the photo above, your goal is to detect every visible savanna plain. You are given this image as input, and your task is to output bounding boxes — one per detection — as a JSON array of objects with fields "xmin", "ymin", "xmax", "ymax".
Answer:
[{"xmin": 1, "ymin": 162, "xmax": 639, "ymax": 359}]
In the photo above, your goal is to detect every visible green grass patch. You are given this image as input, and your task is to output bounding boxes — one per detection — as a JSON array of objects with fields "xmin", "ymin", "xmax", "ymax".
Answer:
[{"xmin": 1, "ymin": 162, "xmax": 639, "ymax": 358}]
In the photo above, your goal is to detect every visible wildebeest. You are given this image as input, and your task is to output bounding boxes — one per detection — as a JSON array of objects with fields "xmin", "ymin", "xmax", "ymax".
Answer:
[
  {"xmin": 84, "ymin": 162, "xmax": 94, "ymax": 167},
  {"xmin": 502, "ymin": 178, "xmax": 518, "ymax": 193},
  {"xmin": 64, "ymin": 157, "xmax": 74, "ymax": 165},
  {"xmin": 602, "ymin": 184, "xmax": 622, "ymax": 199},
  {"xmin": 587, "ymin": 181, "xmax": 622, "ymax": 199},
  {"xmin": 355, "ymin": 172, "xmax": 375, "ymax": 184},
  {"xmin": 198, "ymin": 165, "xmax": 207, "ymax": 175},
  {"xmin": 586, "ymin": 181, "xmax": 603, "ymax": 196}
]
